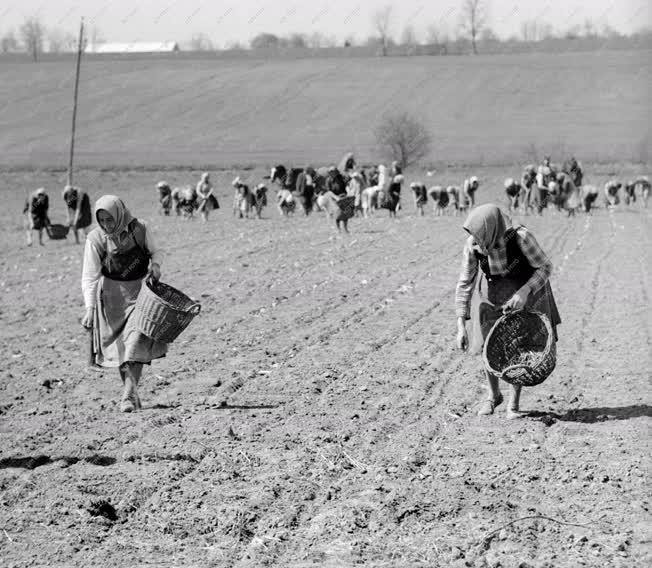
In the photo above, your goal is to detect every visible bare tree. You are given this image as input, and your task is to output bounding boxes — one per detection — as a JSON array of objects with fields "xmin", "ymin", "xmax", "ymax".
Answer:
[
  {"xmin": 287, "ymin": 33, "xmax": 307, "ymax": 48},
  {"xmin": 190, "ymin": 33, "xmax": 214, "ymax": 51},
  {"xmin": 459, "ymin": 0, "xmax": 486, "ymax": 55},
  {"xmin": 20, "ymin": 17, "xmax": 45, "ymax": 62},
  {"xmin": 373, "ymin": 4, "xmax": 393, "ymax": 56},
  {"xmin": 89, "ymin": 26, "xmax": 105, "ymax": 52},
  {"xmin": 401, "ymin": 25, "xmax": 417, "ymax": 47},
  {"xmin": 480, "ymin": 27, "xmax": 497, "ymax": 41},
  {"xmin": 583, "ymin": 19, "xmax": 597, "ymax": 38},
  {"xmin": 1, "ymin": 30, "xmax": 19, "ymax": 53},
  {"xmin": 521, "ymin": 20, "xmax": 553, "ymax": 42},
  {"xmin": 250, "ymin": 33, "xmax": 279, "ymax": 49},
  {"xmin": 426, "ymin": 23, "xmax": 449, "ymax": 54},
  {"xmin": 47, "ymin": 29, "xmax": 66, "ymax": 53},
  {"xmin": 307, "ymin": 32, "xmax": 326, "ymax": 48},
  {"xmin": 375, "ymin": 112, "xmax": 432, "ymax": 170}
]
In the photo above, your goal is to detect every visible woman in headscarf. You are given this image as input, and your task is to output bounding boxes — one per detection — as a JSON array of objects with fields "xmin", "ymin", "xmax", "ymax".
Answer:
[
  {"xmin": 338, "ymin": 152, "xmax": 356, "ymax": 178},
  {"xmin": 81, "ymin": 196, "xmax": 167, "ymax": 412},
  {"xmin": 23, "ymin": 188, "xmax": 49, "ymax": 246},
  {"xmin": 375, "ymin": 164, "xmax": 389, "ymax": 208},
  {"xmin": 348, "ymin": 171, "xmax": 366, "ymax": 216},
  {"xmin": 555, "ymin": 171, "xmax": 580, "ymax": 216},
  {"xmin": 325, "ymin": 166, "xmax": 347, "ymax": 196},
  {"xmin": 156, "ymin": 181, "xmax": 173, "ymax": 216},
  {"xmin": 295, "ymin": 167, "xmax": 316, "ymax": 215},
  {"xmin": 604, "ymin": 180, "xmax": 622, "ymax": 207},
  {"xmin": 462, "ymin": 176, "xmax": 480, "ymax": 208},
  {"xmin": 63, "ymin": 185, "xmax": 93, "ymax": 243},
  {"xmin": 385, "ymin": 171, "xmax": 403, "ymax": 217},
  {"xmin": 520, "ymin": 165, "xmax": 537, "ymax": 215},
  {"xmin": 455, "ymin": 204, "xmax": 561, "ymax": 419},
  {"xmin": 504, "ymin": 178, "xmax": 522, "ymax": 212},
  {"xmin": 231, "ymin": 177, "xmax": 251, "ymax": 219},
  {"xmin": 581, "ymin": 185, "xmax": 599, "ymax": 214},
  {"xmin": 196, "ymin": 172, "xmax": 219, "ymax": 222}
]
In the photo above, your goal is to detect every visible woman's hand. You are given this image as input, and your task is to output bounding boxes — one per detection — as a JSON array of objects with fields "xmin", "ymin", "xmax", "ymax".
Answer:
[
  {"xmin": 502, "ymin": 285, "xmax": 531, "ymax": 313},
  {"xmin": 149, "ymin": 262, "xmax": 161, "ymax": 282},
  {"xmin": 456, "ymin": 318, "xmax": 469, "ymax": 351},
  {"xmin": 81, "ymin": 307, "xmax": 94, "ymax": 329}
]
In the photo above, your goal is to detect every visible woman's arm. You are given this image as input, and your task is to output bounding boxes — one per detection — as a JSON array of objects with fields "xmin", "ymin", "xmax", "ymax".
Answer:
[
  {"xmin": 454, "ymin": 238, "xmax": 479, "ymax": 321},
  {"xmin": 81, "ymin": 237, "xmax": 103, "ymax": 309}
]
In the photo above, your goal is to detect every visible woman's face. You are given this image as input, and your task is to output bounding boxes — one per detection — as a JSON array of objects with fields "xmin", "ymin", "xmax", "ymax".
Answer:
[
  {"xmin": 469, "ymin": 234, "xmax": 488, "ymax": 255},
  {"xmin": 97, "ymin": 210, "xmax": 116, "ymax": 233}
]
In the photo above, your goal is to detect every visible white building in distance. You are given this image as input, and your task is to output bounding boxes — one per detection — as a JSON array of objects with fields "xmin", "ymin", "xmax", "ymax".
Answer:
[{"xmin": 88, "ymin": 42, "xmax": 180, "ymax": 54}]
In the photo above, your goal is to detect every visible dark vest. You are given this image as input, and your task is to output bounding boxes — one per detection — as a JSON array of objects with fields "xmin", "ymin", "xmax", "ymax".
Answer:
[
  {"xmin": 100, "ymin": 220, "xmax": 151, "ymax": 281},
  {"xmin": 64, "ymin": 189, "xmax": 78, "ymax": 209},
  {"xmin": 475, "ymin": 228, "xmax": 535, "ymax": 285}
]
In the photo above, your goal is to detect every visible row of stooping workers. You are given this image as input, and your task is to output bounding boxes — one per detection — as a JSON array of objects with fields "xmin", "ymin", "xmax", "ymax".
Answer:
[
  {"xmin": 153, "ymin": 158, "xmax": 482, "ymax": 223},
  {"xmin": 502, "ymin": 157, "xmax": 650, "ymax": 216}
]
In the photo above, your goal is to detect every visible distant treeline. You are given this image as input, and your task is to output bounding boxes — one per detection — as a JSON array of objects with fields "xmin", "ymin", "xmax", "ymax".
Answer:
[{"xmin": 1, "ymin": 20, "xmax": 651, "ymax": 61}]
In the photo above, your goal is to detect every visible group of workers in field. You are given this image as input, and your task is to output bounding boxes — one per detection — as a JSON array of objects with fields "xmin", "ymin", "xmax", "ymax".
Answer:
[
  {"xmin": 503, "ymin": 156, "xmax": 650, "ymax": 216},
  {"xmin": 23, "ymin": 153, "xmax": 649, "ymax": 247},
  {"xmin": 19, "ymin": 152, "xmax": 649, "ymax": 420}
]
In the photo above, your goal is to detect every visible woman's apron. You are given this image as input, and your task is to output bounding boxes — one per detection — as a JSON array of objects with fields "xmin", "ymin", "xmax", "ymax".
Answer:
[
  {"xmin": 92, "ymin": 221, "xmax": 168, "ymax": 368},
  {"xmin": 471, "ymin": 228, "xmax": 561, "ymax": 353}
]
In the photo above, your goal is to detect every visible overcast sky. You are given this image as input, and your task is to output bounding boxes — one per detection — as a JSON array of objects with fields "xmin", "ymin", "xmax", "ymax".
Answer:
[{"xmin": 1, "ymin": 0, "xmax": 650, "ymax": 45}]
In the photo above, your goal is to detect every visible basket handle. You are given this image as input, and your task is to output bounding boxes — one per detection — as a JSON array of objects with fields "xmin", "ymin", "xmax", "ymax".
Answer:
[{"xmin": 501, "ymin": 363, "xmax": 532, "ymax": 380}]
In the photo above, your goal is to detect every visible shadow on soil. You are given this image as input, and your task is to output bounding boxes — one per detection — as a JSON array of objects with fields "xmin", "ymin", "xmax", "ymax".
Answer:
[
  {"xmin": 0, "ymin": 454, "xmax": 117, "ymax": 470},
  {"xmin": 530, "ymin": 404, "xmax": 652, "ymax": 425}
]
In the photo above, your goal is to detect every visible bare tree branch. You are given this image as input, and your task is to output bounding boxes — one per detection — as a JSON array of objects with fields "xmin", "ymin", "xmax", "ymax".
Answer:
[
  {"xmin": 459, "ymin": 0, "xmax": 486, "ymax": 55},
  {"xmin": 375, "ymin": 112, "xmax": 432, "ymax": 169},
  {"xmin": 20, "ymin": 17, "xmax": 45, "ymax": 62},
  {"xmin": 373, "ymin": 5, "xmax": 393, "ymax": 56}
]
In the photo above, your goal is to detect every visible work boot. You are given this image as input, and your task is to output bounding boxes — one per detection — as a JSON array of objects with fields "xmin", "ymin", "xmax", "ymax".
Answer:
[{"xmin": 120, "ymin": 375, "xmax": 136, "ymax": 413}]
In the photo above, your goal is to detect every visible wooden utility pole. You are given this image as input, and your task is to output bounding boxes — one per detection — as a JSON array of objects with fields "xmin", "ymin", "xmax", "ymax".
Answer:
[{"xmin": 67, "ymin": 18, "xmax": 84, "ymax": 187}]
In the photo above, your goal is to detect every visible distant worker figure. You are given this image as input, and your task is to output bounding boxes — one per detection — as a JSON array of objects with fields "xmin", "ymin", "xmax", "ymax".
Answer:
[
  {"xmin": 338, "ymin": 152, "xmax": 356, "ymax": 179},
  {"xmin": 63, "ymin": 185, "xmax": 93, "ymax": 244},
  {"xmin": 581, "ymin": 185, "xmax": 599, "ymax": 214},
  {"xmin": 562, "ymin": 156, "xmax": 583, "ymax": 188},
  {"xmin": 295, "ymin": 167, "xmax": 316, "ymax": 215},
  {"xmin": 24, "ymin": 187, "xmax": 49, "ymax": 247},
  {"xmin": 463, "ymin": 176, "xmax": 480, "ymax": 208},
  {"xmin": 634, "ymin": 176, "xmax": 650, "ymax": 208},
  {"xmin": 455, "ymin": 204, "xmax": 561, "ymax": 419},
  {"xmin": 277, "ymin": 188, "xmax": 296, "ymax": 216},
  {"xmin": 253, "ymin": 184, "xmax": 268, "ymax": 219},
  {"xmin": 410, "ymin": 182, "xmax": 428, "ymax": 216},
  {"xmin": 555, "ymin": 171, "xmax": 581, "ymax": 216},
  {"xmin": 623, "ymin": 181, "xmax": 636, "ymax": 206},
  {"xmin": 383, "ymin": 172, "xmax": 403, "ymax": 218},
  {"xmin": 232, "ymin": 177, "xmax": 252, "ymax": 219},
  {"xmin": 156, "ymin": 181, "xmax": 173, "ymax": 216},
  {"xmin": 447, "ymin": 185, "xmax": 461, "ymax": 215},
  {"xmin": 196, "ymin": 172, "xmax": 219, "ymax": 222},
  {"xmin": 325, "ymin": 166, "xmax": 348, "ymax": 197},
  {"xmin": 604, "ymin": 180, "xmax": 622, "ymax": 207},
  {"xmin": 520, "ymin": 165, "xmax": 537, "ymax": 215},
  {"xmin": 534, "ymin": 160, "xmax": 554, "ymax": 215},
  {"xmin": 348, "ymin": 171, "xmax": 367, "ymax": 216},
  {"xmin": 504, "ymin": 178, "xmax": 522, "ymax": 212}
]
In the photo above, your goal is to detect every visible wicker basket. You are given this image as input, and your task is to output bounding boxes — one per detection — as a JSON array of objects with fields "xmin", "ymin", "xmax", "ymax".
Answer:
[
  {"xmin": 132, "ymin": 278, "xmax": 201, "ymax": 343},
  {"xmin": 483, "ymin": 309, "xmax": 556, "ymax": 387},
  {"xmin": 46, "ymin": 223, "xmax": 70, "ymax": 240},
  {"xmin": 335, "ymin": 195, "xmax": 356, "ymax": 220}
]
